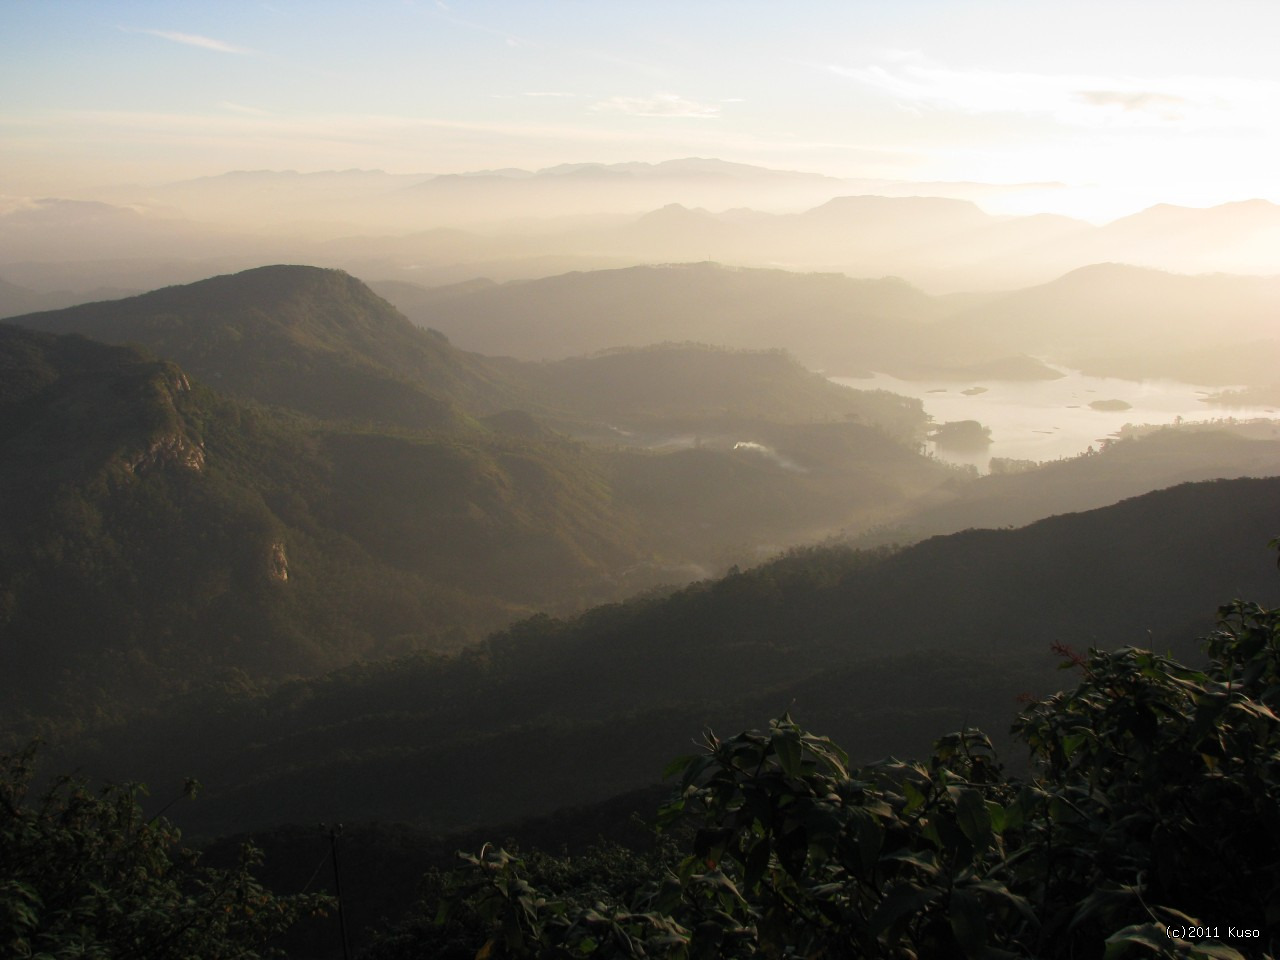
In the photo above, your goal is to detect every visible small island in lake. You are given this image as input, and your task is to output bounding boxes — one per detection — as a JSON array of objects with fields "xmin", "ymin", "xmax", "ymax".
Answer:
[
  {"xmin": 1089, "ymin": 398, "xmax": 1132, "ymax": 411},
  {"xmin": 930, "ymin": 419, "xmax": 993, "ymax": 449}
]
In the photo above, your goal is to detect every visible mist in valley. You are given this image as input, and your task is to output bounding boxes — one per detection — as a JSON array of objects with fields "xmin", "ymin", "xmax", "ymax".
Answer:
[{"xmin": 4, "ymin": 3, "xmax": 1280, "ymax": 957}]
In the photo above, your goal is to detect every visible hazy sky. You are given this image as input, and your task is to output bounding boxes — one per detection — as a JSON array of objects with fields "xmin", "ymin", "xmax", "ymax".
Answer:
[{"xmin": 4, "ymin": 0, "xmax": 1279, "ymax": 218}]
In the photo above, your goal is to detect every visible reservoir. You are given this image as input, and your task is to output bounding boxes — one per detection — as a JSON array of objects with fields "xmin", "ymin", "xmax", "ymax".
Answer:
[{"xmin": 834, "ymin": 369, "xmax": 1280, "ymax": 472}]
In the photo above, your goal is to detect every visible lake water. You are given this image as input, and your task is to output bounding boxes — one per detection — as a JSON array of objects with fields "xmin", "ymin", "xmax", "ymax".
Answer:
[{"xmin": 833, "ymin": 369, "xmax": 1280, "ymax": 472}]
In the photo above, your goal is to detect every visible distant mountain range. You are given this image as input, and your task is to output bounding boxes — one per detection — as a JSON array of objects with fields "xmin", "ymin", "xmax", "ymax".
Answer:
[
  {"xmin": 6, "ymin": 159, "xmax": 1280, "ymax": 297},
  {"xmin": 375, "ymin": 262, "xmax": 942, "ymax": 373},
  {"xmin": 375, "ymin": 261, "xmax": 1280, "ymax": 388},
  {"xmin": 98, "ymin": 159, "xmax": 848, "ymax": 229}
]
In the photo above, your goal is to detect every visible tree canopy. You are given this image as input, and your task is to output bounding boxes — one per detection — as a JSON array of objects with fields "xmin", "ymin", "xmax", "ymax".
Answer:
[
  {"xmin": 0, "ymin": 746, "xmax": 330, "ymax": 959},
  {"xmin": 367, "ymin": 595, "xmax": 1280, "ymax": 959}
]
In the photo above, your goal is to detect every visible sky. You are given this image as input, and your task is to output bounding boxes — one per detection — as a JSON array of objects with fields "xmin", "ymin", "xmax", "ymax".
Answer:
[{"xmin": 3, "ymin": 0, "xmax": 1279, "ymax": 219}]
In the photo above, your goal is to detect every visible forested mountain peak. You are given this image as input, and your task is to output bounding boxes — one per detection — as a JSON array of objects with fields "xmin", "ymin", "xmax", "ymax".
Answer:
[
  {"xmin": 9, "ymin": 265, "xmax": 512, "ymax": 429},
  {"xmin": 0, "ymin": 322, "xmax": 645, "ymax": 725}
]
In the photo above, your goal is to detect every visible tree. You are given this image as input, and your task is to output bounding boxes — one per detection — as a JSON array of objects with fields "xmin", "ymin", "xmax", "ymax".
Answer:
[
  {"xmin": 1, "ymin": 744, "xmax": 330, "ymax": 959},
  {"xmin": 383, "ymin": 593, "xmax": 1280, "ymax": 959}
]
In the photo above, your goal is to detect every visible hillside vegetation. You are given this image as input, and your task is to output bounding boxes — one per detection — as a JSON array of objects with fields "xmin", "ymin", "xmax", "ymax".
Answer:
[
  {"xmin": 0, "ymin": 273, "xmax": 957, "ymax": 729},
  {"xmin": 12, "ymin": 265, "xmax": 517, "ymax": 430},
  {"xmin": 0, "ymin": 324, "xmax": 628, "ymax": 726},
  {"xmin": 51, "ymin": 476, "xmax": 1280, "ymax": 839},
  {"xmin": 372, "ymin": 591, "xmax": 1280, "ymax": 958},
  {"xmin": 11, "ymin": 582, "xmax": 1280, "ymax": 959}
]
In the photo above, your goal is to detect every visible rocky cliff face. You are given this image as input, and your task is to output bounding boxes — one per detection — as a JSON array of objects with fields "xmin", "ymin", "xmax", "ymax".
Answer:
[
  {"xmin": 268, "ymin": 541, "xmax": 289, "ymax": 582},
  {"xmin": 123, "ymin": 365, "xmax": 206, "ymax": 476}
]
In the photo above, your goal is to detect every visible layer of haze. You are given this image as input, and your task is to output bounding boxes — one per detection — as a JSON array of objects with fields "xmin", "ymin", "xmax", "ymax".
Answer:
[
  {"xmin": 5, "ymin": 0, "xmax": 1280, "ymax": 221},
  {"xmin": 2, "ymin": 1, "xmax": 1279, "ymax": 397}
]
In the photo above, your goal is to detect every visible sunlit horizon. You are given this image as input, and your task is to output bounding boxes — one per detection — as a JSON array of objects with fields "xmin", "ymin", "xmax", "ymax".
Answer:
[{"xmin": 4, "ymin": 1, "xmax": 1279, "ymax": 224}]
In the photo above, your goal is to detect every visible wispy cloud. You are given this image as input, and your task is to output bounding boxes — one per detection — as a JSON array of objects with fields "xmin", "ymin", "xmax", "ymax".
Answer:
[
  {"xmin": 130, "ymin": 28, "xmax": 254, "ymax": 55},
  {"xmin": 218, "ymin": 101, "xmax": 274, "ymax": 117},
  {"xmin": 1075, "ymin": 90, "xmax": 1188, "ymax": 119},
  {"xmin": 522, "ymin": 91, "xmax": 578, "ymax": 98},
  {"xmin": 830, "ymin": 55, "xmax": 1277, "ymax": 130},
  {"xmin": 591, "ymin": 94, "xmax": 721, "ymax": 119},
  {"xmin": 428, "ymin": 8, "xmax": 532, "ymax": 50}
]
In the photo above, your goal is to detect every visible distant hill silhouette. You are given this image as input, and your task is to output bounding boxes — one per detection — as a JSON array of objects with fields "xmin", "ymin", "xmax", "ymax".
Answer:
[
  {"xmin": 383, "ymin": 257, "xmax": 1278, "ymax": 387},
  {"xmin": 937, "ymin": 263, "xmax": 1280, "ymax": 385},
  {"xmin": 387, "ymin": 262, "xmax": 945, "ymax": 374},
  {"xmin": 11, "ymin": 162, "xmax": 1280, "ymax": 293}
]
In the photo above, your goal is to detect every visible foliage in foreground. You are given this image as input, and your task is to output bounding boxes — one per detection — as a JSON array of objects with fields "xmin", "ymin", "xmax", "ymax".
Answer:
[
  {"xmin": 369, "ymin": 597, "xmax": 1280, "ymax": 959},
  {"xmin": 0, "ymin": 746, "xmax": 331, "ymax": 959}
]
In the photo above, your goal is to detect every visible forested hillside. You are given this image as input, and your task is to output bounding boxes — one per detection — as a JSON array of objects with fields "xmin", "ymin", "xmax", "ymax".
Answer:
[
  {"xmin": 11, "ymin": 265, "xmax": 518, "ymax": 430},
  {"xmin": 0, "ymin": 276, "xmax": 955, "ymax": 729},
  {"xmin": 852, "ymin": 426, "xmax": 1280, "ymax": 546},
  {"xmin": 364, "ymin": 593, "xmax": 1280, "ymax": 959},
  {"xmin": 51, "ymin": 476, "xmax": 1280, "ymax": 840},
  {"xmin": 19, "ymin": 586, "xmax": 1280, "ymax": 959},
  {"xmin": 0, "ymin": 324, "xmax": 640, "ymax": 726}
]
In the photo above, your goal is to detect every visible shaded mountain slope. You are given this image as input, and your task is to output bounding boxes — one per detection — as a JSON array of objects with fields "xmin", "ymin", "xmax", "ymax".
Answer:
[
  {"xmin": 0, "ymin": 325, "xmax": 651, "ymax": 726},
  {"xmin": 939, "ymin": 263, "xmax": 1280, "ymax": 382},
  {"xmin": 861, "ymin": 426, "xmax": 1280, "ymax": 546},
  {"xmin": 62, "ymin": 476, "xmax": 1280, "ymax": 837},
  {"xmin": 387, "ymin": 262, "xmax": 946, "ymax": 374},
  {"xmin": 9, "ymin": 265, "xmax": 516, "ymax": 430},
  {"xmin": 501, "ymin": 343, "xmax": 930, "ymax": 443},
  {"xmin": 605, "ymin": 417, "xmax": 949, "ymax": 565},
  {"xmin": 0, "ymin": 323, "xmax": 958, "ymax": 729}
]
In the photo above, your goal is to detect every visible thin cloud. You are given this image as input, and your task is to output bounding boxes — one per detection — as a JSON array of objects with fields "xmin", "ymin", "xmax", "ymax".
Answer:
[
  {"xmin": 429, "ymin": 8, "xmax": 532, "ymax": 50},
  {"xmin": 522, "ymin": 91, "xmax": 579, "ymax": 98},
  {"xmin": 591, "ymin": 94, "xmax": 721, "ymax": 118},
  {"xmin": 131, "ymin": 28, "xmax": 254, "ymax": 55},
  {"xmin": 218, "ymin": 101, "xmax": 274, "ymax": 117},
  {"xmin": 831, "ymin": 56, "xmax": 1277, "ymax": 130},
  {"xmin": 1076, "ymin": 90, "xmax": 1188, "ymax": 119}
]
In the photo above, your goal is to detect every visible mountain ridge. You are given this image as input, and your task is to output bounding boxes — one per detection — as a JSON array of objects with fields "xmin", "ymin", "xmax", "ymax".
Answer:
[
  {"xmin": 9, "ymin": 264, "xmax": 516, "ymax": 430},
  {"xmin": 53, "ymin": 473, "xmax": 1280, "ymax": 837}
]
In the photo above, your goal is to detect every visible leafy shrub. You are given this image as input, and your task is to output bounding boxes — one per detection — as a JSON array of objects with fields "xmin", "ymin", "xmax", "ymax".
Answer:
[
  {"xmin": 0, "ymin": 745, "xmax": 330, "ymax": 959},
  {"xmin": 388, "ymin": 595, "xmax": 1280, "ymax": 959}
]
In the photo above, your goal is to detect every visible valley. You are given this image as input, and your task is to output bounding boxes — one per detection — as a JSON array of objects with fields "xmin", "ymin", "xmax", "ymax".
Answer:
[
  {"xmin": 11, "ymin": 1, "xmax": 1280, "ymax": 952},
  {"xmin": 4, "ymin": 165, "xmax": 1280, "ymax": 960},
  {"xmin": 6, "ymin": 259, "xmax": 1279, "ymax": 857}
]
